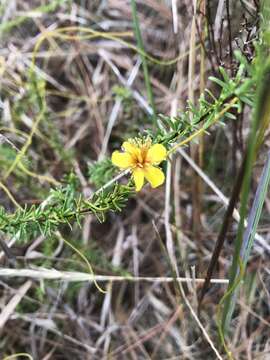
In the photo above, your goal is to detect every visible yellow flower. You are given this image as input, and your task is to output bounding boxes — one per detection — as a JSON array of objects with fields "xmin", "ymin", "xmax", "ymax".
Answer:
[{"xmin": 111, "ymin": 138, "xmax": 167, "ymax": 191}]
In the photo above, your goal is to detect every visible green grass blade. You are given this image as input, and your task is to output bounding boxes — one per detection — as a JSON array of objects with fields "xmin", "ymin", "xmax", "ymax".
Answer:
[
  {"xmin": 240, "ymin": 151, "xmax": 270, "ymax": 267},
  {"xmin": 221, "ymin": 149, "xmax": 270, "ymax": 337},
  {"xmin": 130, "ymin": 0, "xmax": 157, "ymax": 123},
  {"xmin": 221, "ymin": 46, "xmax": 270, "ymax": 337},
  {"xmin": 221, "ymin": 94, "xmax": 259, "ymax": 334}
]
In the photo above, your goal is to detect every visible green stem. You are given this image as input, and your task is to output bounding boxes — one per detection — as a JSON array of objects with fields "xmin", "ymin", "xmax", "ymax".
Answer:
[
  {"xmin": 221, "ymin": 60, "xmax": 270, "ymax": 334},
  {"xmin": 130, "ymin": 0, "xmax": 157, "ymax": 123}
]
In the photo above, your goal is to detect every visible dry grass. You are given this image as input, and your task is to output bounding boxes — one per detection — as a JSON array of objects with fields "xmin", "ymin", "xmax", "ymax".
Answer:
[{"xmin": 0, "ymin": 1, "xmax": 269, "ymax": 359}]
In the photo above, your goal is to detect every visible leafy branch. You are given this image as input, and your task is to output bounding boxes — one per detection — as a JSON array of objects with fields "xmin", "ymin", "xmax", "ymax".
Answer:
[
  {"xmin": 0, "ymin": 174, "xmax": 134, "ymax": 242},
  {"xmin": 153, "ymin": 56, "xmax": 254, "ymax": 147},
  {"xmin": 0, "ymin": 55, "xmax": 256, "ymax": 243}
]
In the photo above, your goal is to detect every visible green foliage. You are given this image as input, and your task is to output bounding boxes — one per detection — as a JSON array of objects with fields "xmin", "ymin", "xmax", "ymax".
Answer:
[
  {"xmin": 112, "ymin": 85, "xmax": 133, "ymax": 102},
  {"xmin": 88, "ymin": 158, "xmax": 117, "ymax": 188},
  {"xmin": 221, "ymin": 60, "xmax": 270, "ymax": 334},
  {"xmin": 0, "ymin": 145, "xmax": 26, "ymax": 179},
  {"xmin": 150, "ymin": 60, "xmax": 254, "ymax": 148},
  {"xmin": 0, "ymin": 173, "xmax": 134, "ymax": 242},
  {"xmin": 220, "ymin": 3, "xmax": 270, "ymax": 337},
  {"xmin": 244, "ymin": 271, "xmax": 257, "ymax": 304}
]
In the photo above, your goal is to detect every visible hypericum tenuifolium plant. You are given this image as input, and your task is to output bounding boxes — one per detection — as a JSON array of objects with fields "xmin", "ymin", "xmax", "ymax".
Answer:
[{"xmin": 0, "ymin": 51, "xmax": 254, "ymax": 243}]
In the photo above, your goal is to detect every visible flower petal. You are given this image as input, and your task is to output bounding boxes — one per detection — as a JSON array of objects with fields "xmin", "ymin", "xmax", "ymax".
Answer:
[
  {"xmin": 144, "ymin": 165, "xmax": 165, "ymax": 188},
  {"xmin": 133, "ymin": 168, "xmax": 144, "ymax": 191},
  {"xmin": 111, "ymin": 151, "xmax": 133, "ymax": 169},
  {"xmin": 122, "ymin": 141, "xmax": 139, "ymax": 155},
  {"xmin": 146, "ymin": 144, "xmax": 167, "ymax": 164}
]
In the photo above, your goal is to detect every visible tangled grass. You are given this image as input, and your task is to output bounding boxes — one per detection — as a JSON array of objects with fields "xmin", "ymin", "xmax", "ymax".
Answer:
[{"xmin": 0, "ymin": 1, "xmax": 270, "ymax": 359}]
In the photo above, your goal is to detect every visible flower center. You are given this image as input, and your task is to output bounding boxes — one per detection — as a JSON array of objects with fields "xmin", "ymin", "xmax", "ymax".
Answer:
[{"xmin": 134, "ymin": 145, "xmax": 150, "ymax": 169}]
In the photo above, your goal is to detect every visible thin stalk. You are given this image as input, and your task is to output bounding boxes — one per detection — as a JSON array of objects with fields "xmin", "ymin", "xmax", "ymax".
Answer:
[
  {"xmin": 189, "ymin": 0, "xmax": 202, "ymax": 250},
  {"xmin": 241, "ymin": 151, "xmax": 270, "ymax": 267},
  {"xmin": 198, "ymin": 155, "xmax": 246, "ymax": 313},
  {"xmin": 0, "ymin": 268, "xmax": 229, "ymax": 283},
  {"xmin": 221, "ymin": 58, "xmax": 270, "ymax": 334},
  {"xmin": 221, "ymin": 113, "xmax": 258, "ymax": 334},
  {"xmin": 224, "ymin": 151, "xmax": 270, "ymax": 326},
  {"xmin": 130, "ymin": 0, "xmax": 157, "ymax": 122}
]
